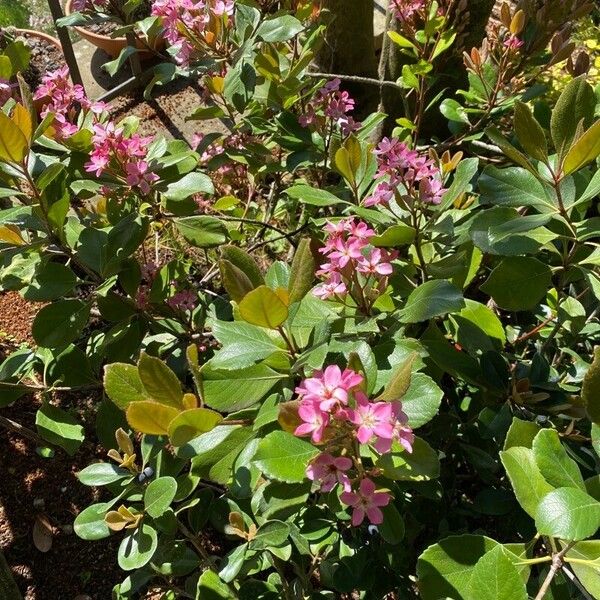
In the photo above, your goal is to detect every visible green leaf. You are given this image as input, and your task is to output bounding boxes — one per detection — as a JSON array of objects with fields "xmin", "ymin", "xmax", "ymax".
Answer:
[
  {"xmin": 469, "ymin": 545, "xmax": 528, "ymax": 600},
  {"xmin": 163, "ymin": 171, "xmax": 214, "ymax": 200},
  {"xmin": 370, "ymin": 224, "xmax": 416, "ymax": 247},
  {"xmin": 514, "ymin": 100, "xmax": 547, "ymax": 161},
  {"xmin": 103, "ymin": 46, "xmax": 138, "ymax": 77},
  {"xmin": 74, "ymin": 503, "xmax": 111, "ymax": 541},
  {"xmin": 249, "ymin": 520, "xmax": 290, "ymax": 550},
  {"xmin": 138, "ymin": 352, "xmax": 183, "ymax": 409},
  {"xmin": 197, "ymin": 570, "xmax": 235, "ymax": 599},
  {"xmin": 450, "ymin": 299, "xmax": 506, "ymax": 353},
  {"xmin": 0, "ymin": 110, "xmax": 28, "ymax": 164},
  {"xmin": 532, "ymin": 429, "xmax": 585, "ymax": 490},
  {"xmin": 167, "ymin": 408, "xmax": 223, "ymax": 446},
  {"xmin": 210, "ymin": 321, "xmax": 284, "ymax": 370},
  {"xmin": 118, "ymin": 524, "xmax": 158, "ymax": 571},
  {"xmin": 22, "ymin": 262, "xmax": 77, "ymax": 301},
  {"xmin": 563, "ymin": 120, "xmax": 600, "ymax": 175},
  {"xmin": 252, "ymin": 431, "xmax": 318, "ymax": 483},
  {"xmin": 379, "ymin": 504, "xmax": 405, "ymax": 545},
  {"xmin": 238, "ymin": 285, "xmax": 288, "ymax": 329},
  {"xmin": 563, "ymin": 541, "xmax": 600, "ymax": 598},
  {"xmin": 401, "ymin": 373, "xmax": 443, "ymax": 429},
  {"xmin": 220, "ymin": 245, "xmax": 264, "ymax": 287},
  {"xmin": 36, "ymin": 402, "xmax": 84, "ymax": 456},
  {"xmin": 485, "ymin": 127, "xmax": 537, "ymax": 175},
  {"xmin": 583, "ymin": 347, "xmax": 600, "ymax": 425},
  {"xmin": 144, "ymin": 476, "xmax": 177, "ymax": 518},
  {"xmin": 536, "ymin": 487, "xmax": 600, "ymax": 541},
  {"xmin": 376, "ymin": 353, "xmax": 416, "ymax": 402},
  {"xmin": 288, "ymin": 238, "xmax": 315, "ymax": 304},
  {"xmin": 376, "ymin": 437, "xmax": 440, "ymax": 481},
  {"xmin": 285, "ymin": 185, "xmax": 346, "ymax": 206},
  {"xmin": 78, "ymin": 463, "xmax": 130, "ymax": 486},
  {"xmin": 417, "ymin": 535, "xmax": 500, "ymax": 600},
  {"xmin": 503, "ymin": 417, "xmax": 540, "ymax": 450},
  {"xmin": 257, "ymin": 15, "xmax": 303, "ymax": 42},
  {"xmin": 478, "ymin": 166, "xmax": 554, "ymax": 211},
  {"xmin": 551, "ymin": 75, "xmax": 595, "ymax": 156},
  {"xmin": 219, "ymin": 259, "xmax": 254, "ymax": 303},
  {"xmin": 32, "ymin": 299, "xmax": 91, "ymax": 348},
  {"xmin": 500, "ymin": 446, "xmax": 554, "ymax": 517},
  {"xmin": 202, "ymin": 364, "xmax": 285, "ymax": 413},
  {"xmin": 104, "ymin": 363, "xmax": 146, "ymax": 409},
  {"xmin": 481, "ymin": 257, "xmax": 551, "ymax": 311},
  {"xmin": 399, "ymin": 280, "xmax": 465, "ymax": 323},
  {"xmin": 174, "ymin": 216, "xmax": 228, "ymax": 248}
]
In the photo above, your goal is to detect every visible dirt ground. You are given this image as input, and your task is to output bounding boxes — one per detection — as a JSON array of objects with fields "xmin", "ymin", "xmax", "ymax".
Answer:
[{"xmin": 0, "ymin": 292, "xmax": 129, "ymax": 599}]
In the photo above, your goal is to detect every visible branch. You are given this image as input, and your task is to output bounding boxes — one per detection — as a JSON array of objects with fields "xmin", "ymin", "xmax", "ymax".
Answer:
[
  {"xmin": 306, "ymin": 71, "xmax": 402, "ymax": 90},
  {"xmin": 534, "ymin": 541, "xmax": 576, "ymax": 600}
]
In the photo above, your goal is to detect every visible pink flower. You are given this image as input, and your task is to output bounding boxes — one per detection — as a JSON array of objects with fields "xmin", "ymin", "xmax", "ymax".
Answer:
[
  {"xmin": 167, "ymin": 289, "xmax": 198, "ymax": 311},
  {"xmin": 357, "ymin": 248, "xmax": 395, "ymax": 276},
  {"xmin": 372, "ymin": 402, "xmax": 415, "ymax": 454},
  {"xmin": 306, "ymin": 453, "xmax": 353, "ymax": 492},
  {"xmin": 328, "ymin": 237, "xmax": 364, "ymax": 268},
  {"xmin": 504, "ymin": 35, "xmax": 524, "ymax": 50},
  {"xmin": 313, "ymin": 277, "xmax": 347, "ymax": 300},
  {"xmin": 0, "ymin": 78, "xmax": 13, "ymax": 106},
  {"xmin": 340, "ymin": 478, "xmax": 391, "ymax": 526},
  {"xmin": 295, "ymin": 400, "xmax": 329, "ymax": 443},
  {"xmin": 296, "ymin": 365, "xmax": 363, "ymax": 412},
  {"xmin": 349, "ymin": 392, "xmax": 394, "ymax": 445}
]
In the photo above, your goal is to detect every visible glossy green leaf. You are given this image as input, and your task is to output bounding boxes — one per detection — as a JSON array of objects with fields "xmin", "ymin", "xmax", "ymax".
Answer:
[
  {"xmin": 532, "ymin": 428, "xmax": 585, "ymax": 490},
  {"xmin": 252, "ymin": 431, "xmax": 318, "ymax": 483},
  {"xmin": 257, "ymin": 15, "xmax": 303, "ymax": 42},
  {"xmin": 167, "ymin": 408, "xmax": 223, "ymax": 446},
  {"xmin": 138, "ymin": 352, "xmax": 183, "ymax": 408},
  {"xmin": 32, "ymin": 299, "xmax": 91, "ymax": 348},
  {"xmin": 536, "ymin": 487, "xmax": 600, "ymax": 541},
  {"xmin": 481, "ymin": 257, "xmax": 551, "ymax": 311},
  {"xmin": 174, "ymin": 216, "xmax": 228, "ymax": 248},
  {"xmin": 144, "ymin": 476, "xmax": 177, "ymax": 518},
  {"xmin": 401, "ymin": 373, "xmax": 443, "ymax": 429},
  {"xmin": 285, "ymin": 185, "xmax": 346, "ymax": 206},
  {"xmin": 78, "ymin": 463, "xmax": 131, "ymax": 486},
  {"xmin": 514, "ymin": 100, "xmax": 547, "ymax": 161},
  {"xmin": 551, "ymin": 75, "xmax": 595, "ymax": 155},
  {"xmin": 219, "ymin": 259, "xmax": 254, "ymax": 303},
  {"xmin": 210, "ymin": 321, "xmax": 284, "ymax": 370},
  {"xmin": 220, "ymin": 245, "xmax": 264, "ymax": 287},
  {"xmin": 118, "ymin": 524, "xmax": 158, "ymax": 571},
  {"xmin": 197, "ymin": 570, "xmax": 235, "ymax": 599},
  {"xmin": 376, "ymin": 353, "xmax": 415, "ymax": 402},
  {"xmin": 163, "ymin": 171, "xmax": 214, "ymax": 200},
  {"xmin": 469, "ymin": 545, "xmax": 527, "ymax": 600},
  {"xmin": 74, "ymin": 503, "xmax": 111, "ymax": 541},
  {"xmin": 104, "ymin": 363, "xmax": 146, "ymax": 409},
  {"xmin": 203, "ymin": 364, "xmax": 285, "ymax": 413},
  {"xmin": 288, "ymin": 238, "xmax": 315, "ymax": 304},
  {"xmin": 36, "ymin": 402, "xmax": 84, "ymax": 456},
  {"xmin": 399, "ymin": 280, "xmax": 465, "ymax": 323},
  {"xmin": 503, "ymin": 417, "xmax": 540, "ymax": 450},
  {"xmin": 500, "ymin": 446, "xmax": 554, "ymax": 517}
]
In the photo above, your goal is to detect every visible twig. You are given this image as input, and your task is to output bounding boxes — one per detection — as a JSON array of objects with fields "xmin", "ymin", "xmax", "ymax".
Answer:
[
  {"xmin": 534, "ymin": 541, "xmax": 576, "ymax": 600},
  {"xmin": 306, "ymin": 71, "xmax": 403, "ymax": 90}
]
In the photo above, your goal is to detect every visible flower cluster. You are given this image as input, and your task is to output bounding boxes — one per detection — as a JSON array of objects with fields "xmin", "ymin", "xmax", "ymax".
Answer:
[
  {"xmin": 33, "ymin": 66, "xmax": 106, "ymax": 140},
  {"xmin": 391, "ymin": 0, "xmax": 426, "ymax": 22},
  {"xmin": 85, "ymin": 123, "xmax": 159, "ymax": 195},
  {"xmin": 365, "ymin": 137, "xmax": 446, "ymax": 207},
  {"xmin": 313, "ymin": 218, "xmax": 396, "ymax": 312},
  {"xmin": 299, "ymin": 78, "xmax": 361, "ymax": 137},
  {"xmin": 294, "ymin": 365, "xmax": 414, "ymax": 526},
  {"xmin": 151, "ymin": 0, "xmax": 234, "ymax": 66}
]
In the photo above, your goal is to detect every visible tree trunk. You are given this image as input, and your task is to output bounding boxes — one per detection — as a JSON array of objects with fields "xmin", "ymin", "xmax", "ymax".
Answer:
[
  {"xmin": 313, "ymin": 0, "xmax": 379, "ymax": 118},
  {"xmin": 380, "ymin": 0, "xmax": 496, "ymax": 138}
]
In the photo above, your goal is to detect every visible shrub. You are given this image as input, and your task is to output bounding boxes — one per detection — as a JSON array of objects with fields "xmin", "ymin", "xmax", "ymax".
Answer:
[{"xmin": 1, "ymin": 1, "xmax": 600, "ymax": 598}]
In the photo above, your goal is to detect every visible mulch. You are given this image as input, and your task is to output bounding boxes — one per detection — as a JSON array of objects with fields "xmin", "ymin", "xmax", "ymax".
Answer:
[{"xmin": 0, "ymin": 292, "xmax": 131, "ymax": 599}]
